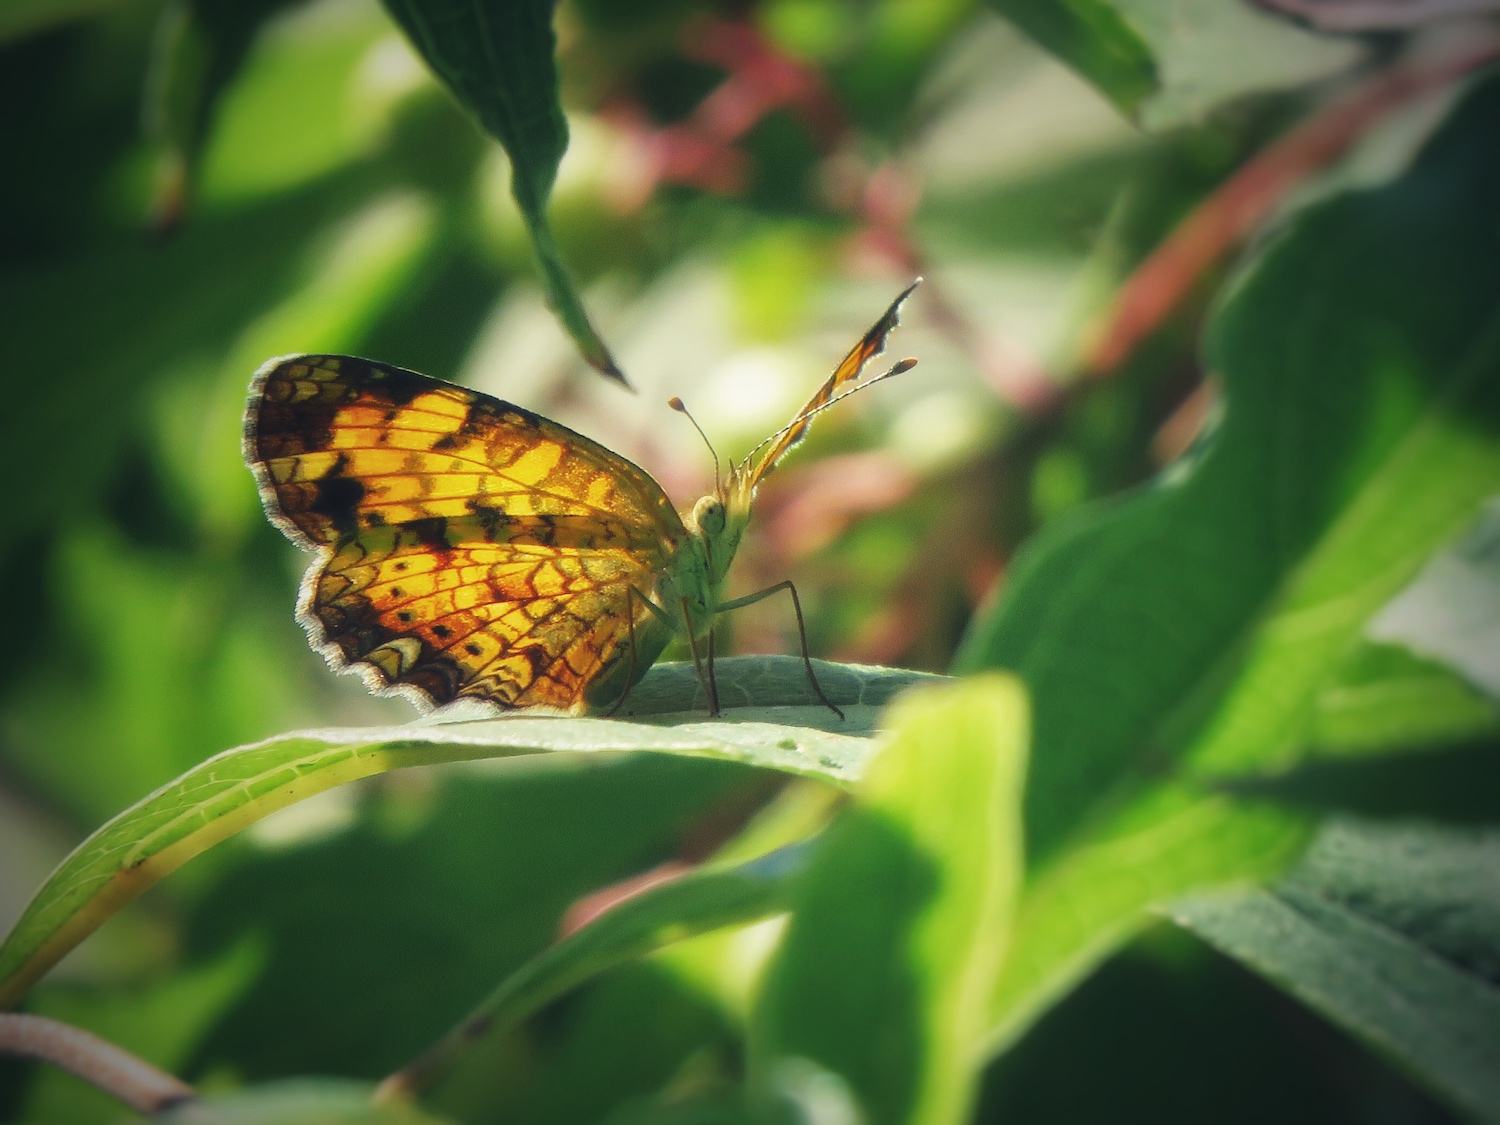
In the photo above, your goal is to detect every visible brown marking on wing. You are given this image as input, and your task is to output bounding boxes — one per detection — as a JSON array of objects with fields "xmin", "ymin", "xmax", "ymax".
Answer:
[{"xmin": 243, "ymin": 354, "xmax": 687, "ymax": 711}]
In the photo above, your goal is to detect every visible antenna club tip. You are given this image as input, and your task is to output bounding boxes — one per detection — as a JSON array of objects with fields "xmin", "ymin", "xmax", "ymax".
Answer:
[
  {"xmin": 667, "ymin": 396, "xmax": 686, "ymax": 412},
  {"xmin": 893, "ymin": 357, "xmax": 918, "ymax": 374}
]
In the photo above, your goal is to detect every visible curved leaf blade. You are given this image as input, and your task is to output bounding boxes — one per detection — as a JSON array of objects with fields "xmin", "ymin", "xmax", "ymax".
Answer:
[{"xmin": 0, "ymin": 657, "xmax": 934, "ymax": 1010}]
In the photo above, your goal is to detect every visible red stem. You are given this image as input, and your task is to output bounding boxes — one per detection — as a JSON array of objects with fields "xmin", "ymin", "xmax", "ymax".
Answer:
[{"xmin": 1082, "ymin": 33, "xmax": 1500, "ymax": 375}]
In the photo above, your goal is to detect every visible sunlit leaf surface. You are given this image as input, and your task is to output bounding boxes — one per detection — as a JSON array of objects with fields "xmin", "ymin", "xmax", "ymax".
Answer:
[{"xmin": 754, "ymin": 676, "xmax": 1029, "ymax": 1125}]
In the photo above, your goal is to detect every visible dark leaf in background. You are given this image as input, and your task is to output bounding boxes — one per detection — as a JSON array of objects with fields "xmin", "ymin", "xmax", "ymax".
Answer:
[
  {"xmin": 1174, "ymin": 819, "xmax": 1500, "ymax": 1121},
  {"xmin": 182, "ymin": 755, "xmax": 754, "ymax": 1080},
  {"xmin": 978, "ymin": 925, "xmax": 1459, "ymax": 1124},
  {"xmin": 0, "ymin": 174, "xmax": 374, "ymax": 566},
  {"xmin": 379, "ymin": 0, "xmax": 625, "ymax": 382},
  {"xmin": 982, "ymin": 0, "xmax": 1158, "ymax": 116}
]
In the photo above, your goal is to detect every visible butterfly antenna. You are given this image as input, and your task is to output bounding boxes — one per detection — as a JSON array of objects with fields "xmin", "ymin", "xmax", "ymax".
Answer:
[
  {"xmin": 736, "ymin": 357, "xmax": 919, "ymax": 475},
  {"xmin": 668, "ymin": 397, "xmax": 721, "ymax": 493}
]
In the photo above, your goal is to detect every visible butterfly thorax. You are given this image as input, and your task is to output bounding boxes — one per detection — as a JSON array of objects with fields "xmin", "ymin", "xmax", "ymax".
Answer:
[{"xmin": 659, "ymin": 490, "xmax": 750, "ymax": 638}]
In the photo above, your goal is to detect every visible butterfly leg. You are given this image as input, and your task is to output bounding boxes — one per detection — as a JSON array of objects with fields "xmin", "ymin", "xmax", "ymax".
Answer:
[
  {"xmin": 681, "ymin": 596, "xmax": 721, "ymax": 717},
  {"xmin": 603, "ymin": 587, "xmax": 675, "ymax": 717},
  {"xmin": 706, "ymin": 626, "xmax": 721, "ymax": 716},
  {"xmin": 717, "ymin": 580, "xmax": 844, "ymax": 720}
]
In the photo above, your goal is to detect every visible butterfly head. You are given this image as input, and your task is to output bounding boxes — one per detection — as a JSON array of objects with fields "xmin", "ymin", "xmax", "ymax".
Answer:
[{"xmin": 675, "ymin": 280, "xmax": 920, "ymax": 584}]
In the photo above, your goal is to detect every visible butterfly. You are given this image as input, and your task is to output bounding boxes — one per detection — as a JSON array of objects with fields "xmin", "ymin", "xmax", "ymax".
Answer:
[{"xmin": 243, "ymin": 281, "xmax": 919, "ymax": 718}]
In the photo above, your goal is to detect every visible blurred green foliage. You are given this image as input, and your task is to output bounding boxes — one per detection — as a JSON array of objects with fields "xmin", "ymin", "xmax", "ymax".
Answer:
[{"xmin": 2, "ymin": 0, "xmax": 1498, "ymax": 1123}]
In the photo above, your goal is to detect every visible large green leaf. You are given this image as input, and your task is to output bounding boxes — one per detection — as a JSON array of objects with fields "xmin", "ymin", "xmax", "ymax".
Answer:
[
  {"xmin": 1173, "ymin": 819, "xmax": 1500, "ymax": 1121},
  {"xmin": 985, "ymin": 0, "xmax": 1357, "ymax": 127},
  {"xmin": 752, "ymin": 676, "xmax": 1029, "ymax": 1125},
  {"xmin": 957, "ymin": 73, "xmax": 1500, "ymax": 1046},
  {"xmin": 0, "ymin": 657, "xmax": 928, "ymax": 1010},
  {"xmin": 378, "ymin": 0, "xmax": 624, "ymax": 383}
]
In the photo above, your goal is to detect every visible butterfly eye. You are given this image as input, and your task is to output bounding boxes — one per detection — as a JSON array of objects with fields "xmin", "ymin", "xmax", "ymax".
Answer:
[{"xmin": 692, "ymin": 495, "xmax": 726, "ymax": 536}]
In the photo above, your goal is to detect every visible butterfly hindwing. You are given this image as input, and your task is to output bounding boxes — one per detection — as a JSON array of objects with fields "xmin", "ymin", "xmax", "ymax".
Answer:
[
  {"xmin": 312, "ymin": 521, "xmax": 655, "ymax": 710},
  {"xmin": 244, "ymin": 354, "xmax": 686, "ymax": 712}
]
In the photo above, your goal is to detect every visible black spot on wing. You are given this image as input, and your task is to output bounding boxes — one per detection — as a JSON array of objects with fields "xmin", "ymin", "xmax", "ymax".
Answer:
[
  {"xmin": 406, "ymin": 517, "xmax": 451, "ymax": 552},
  {"xmin": 521, "ymin": 645, "xmax": 548, "ymax": 679},
  {"xmin": 309, "ymin": 454, "xmax": 365, "ymax": 536}
]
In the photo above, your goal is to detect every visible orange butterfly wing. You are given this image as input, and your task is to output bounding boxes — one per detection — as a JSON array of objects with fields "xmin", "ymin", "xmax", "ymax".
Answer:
[{"xmin": 244, "ymin": 354, "xmax": 687, "ymax": 712}]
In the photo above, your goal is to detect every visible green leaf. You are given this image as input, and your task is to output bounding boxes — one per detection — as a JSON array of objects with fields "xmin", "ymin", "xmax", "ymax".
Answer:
[
  {"xmin": 957, "ymin": 74, "xmax": 1500, "ymax": 1046},
  {"xmin": 983, "ymin": 786, "xmax": 1309, "ymax": 1054},
  {"xmin": 1173, "ymin": 819, "xmax": 1500, "ymax": 1121},
  {"xmin": 378, "ymin": 0, "xmax": 625, "ymax": 383},
  {"xmin": 0, "ymin": 0, "xmax": 116, "ymax": 44},
  {"xmin": 154, "ymin": 1078, "xmax": 459, "ymax": 1123},
  {"xmin": 142, "ymin": 0, "xmax": 304, "ymax": 228},
  {"xmin": 983, "ymin": 0, "xmax": 1158, "ymax": 117},
  {"xmin": 985, "ymin": 0, "xmax": 1357, "ymax": 128},
  {"xmin": 753, "ymin": 675, "xmax": 1029, "ymax": 1125},
  {"xmin": 0, "ymin": 657, "xmax": 930, "ymax": 1010},
  {"xmin": 1307, "ymin": 642, "xmax": 1500, "ymax": 758},
  {"xmin": 378, "ymin": 846, "xmax": 806, "ymax": 1105},
  {"xmin": 0, "ymin": 177, "xmax": 380, "ymax": 566}
]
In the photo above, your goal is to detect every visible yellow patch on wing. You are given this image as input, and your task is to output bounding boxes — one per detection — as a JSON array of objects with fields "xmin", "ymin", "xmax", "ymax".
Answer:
[{"xmin": 244, "ymin": 354, "xmax": 687, "ymax": 711}]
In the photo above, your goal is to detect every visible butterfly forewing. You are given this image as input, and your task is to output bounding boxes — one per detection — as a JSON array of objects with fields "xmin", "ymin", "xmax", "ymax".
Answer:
[
  {"xmin": 245, "ymin": 354, "xmax": 686, "ymax": 712},
  {"xmin": 746, "ymin": 279, "xmax": 918, "ymax": 490}
]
